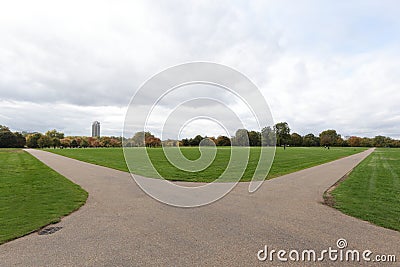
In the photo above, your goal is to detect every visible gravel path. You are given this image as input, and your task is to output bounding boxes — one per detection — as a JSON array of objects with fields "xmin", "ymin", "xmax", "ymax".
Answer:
[{"xmin": 0, "ymin": 148, "xmax": 398, "ymax": 266}]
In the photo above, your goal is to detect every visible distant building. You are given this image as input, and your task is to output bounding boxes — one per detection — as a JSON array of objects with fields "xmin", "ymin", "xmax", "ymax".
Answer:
[{"xmin": 92, "ymin": 121, "xmax": 100, "ymax": 137}]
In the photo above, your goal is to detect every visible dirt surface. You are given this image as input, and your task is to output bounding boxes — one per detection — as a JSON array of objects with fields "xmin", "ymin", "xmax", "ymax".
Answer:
[{"xmin": 323, "ymin": 169, "xmax": 353, "ymax": 208}]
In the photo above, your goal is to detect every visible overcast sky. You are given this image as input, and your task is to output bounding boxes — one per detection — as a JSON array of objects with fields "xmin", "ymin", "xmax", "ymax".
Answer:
[{"xmin": 1, "ymin": 0, "xmax": 399, "ymax": 139}]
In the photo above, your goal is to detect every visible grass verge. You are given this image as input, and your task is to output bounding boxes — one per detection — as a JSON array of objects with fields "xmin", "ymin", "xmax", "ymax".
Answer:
[
  {"xmin": 332, "ymin": 148, "xmax": 400, "ymax": 231},
  {"xmin": 0, "ymin": 149, "xmax": 88, "ymax": 244}
]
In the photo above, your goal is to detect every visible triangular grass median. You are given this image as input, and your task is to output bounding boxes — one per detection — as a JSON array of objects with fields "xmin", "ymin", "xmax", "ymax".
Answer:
[{"xmin": 44, "ymin": 147, "xmax": 367, "ymax": 182}]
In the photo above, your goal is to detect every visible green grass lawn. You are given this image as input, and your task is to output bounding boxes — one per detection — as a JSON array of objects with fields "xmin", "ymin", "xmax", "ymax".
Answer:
[
  {"xmin": 0, "ymin": 149, "xmax": 88, "ymax": 244},
  {"xmin": 45, "ymin": 146, "xmax": 366, "ymax": 182},
  {"xmin": 332, "ymin": 148, "xmax": 400, "ymax": 231}
]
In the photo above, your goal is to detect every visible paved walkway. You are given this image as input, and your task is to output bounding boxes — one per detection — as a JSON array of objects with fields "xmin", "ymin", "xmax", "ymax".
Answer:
[{"xmin": 0, "ymin": 148, "xmax": 398, "ymax": 266}]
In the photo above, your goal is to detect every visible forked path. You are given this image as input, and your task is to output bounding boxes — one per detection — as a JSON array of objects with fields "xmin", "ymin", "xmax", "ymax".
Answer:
[{"xmin": 1, "ymin": 149, "xmax": 399, "ymax": 266}]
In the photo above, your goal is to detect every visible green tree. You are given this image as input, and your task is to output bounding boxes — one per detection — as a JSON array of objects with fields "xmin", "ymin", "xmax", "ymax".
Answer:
[
  {"xmin": 45, "ymin": 129, "xmax": 64, "ymax": 139},
  {"xmin": 302, "ymin": 133, "xmax": 319, "ymax": 146},
  {"xmin": 261, "ymin": 126, "xmax": 275, "ymax": 146},
  {"xmin": 189, "ymin": 135, "xmax": 203, "ymax": 146},
  {"xmin": 335, "ymin": 135, "xmax": 344, "ymax": 146},
  {"xmin": 81, "ymin": 138, "xmax": 89, "ymax": 148},
  {"xmin": 46, "ymin": 129, "xmax": 64, "ymax": 148},
  {"xmin": 248, "ymin": 131, "xmax": 261, "ymax": 146},
  {"xmin": 51, "ymin": 137, "xmax": 61, "ymax": 148},
  {"xmin": 215, "ymin": 135, "xmax": 231, "ymax": 146},
  {"xmin": 319, "ymin": 129, "xmax": 342, "ymax": 146},
  {"xmin": 274, "ymin": 122, "xmax": 290, "ymax": 146},
  {"xmin": 232, "ymin": 129, "xmax": 249, "ymax": 146},
  {"xmin": 360, "ymin": 137, "xmax": 373, "ymax": 147},
  {"xmin": 290, "ymin": 133, "xmax": 303, "ymax": 146},
  {"xmin": 390, "ymin": 139, "xmax": 400, "ymax": 148},
  {"xmin": 37, "ymin": 135, "xmax": 52, "ymax": 148},
  {"xmin": 26, "ymin": 133, "xmax": 43, "ymax": 148},
  {"xmin": 373, "ymin": 135, "xmax": 386, "ymax": 147},
  {"xmin": 131, "ymin": 131, "xmax": 152, "ymax": 147},
  {"xmin": 0, "ymin": 126, "xmax": 18, "ymax": 148},
  {"xmin": 180, "ymin": 138, "xmax": 190, "ymax": 146},
  {"xmin": 70, "ymin": 139, "xmax": 78, "ymax": 148},
  {"xmin": 13, "ymin": 132, "xmax": 26, "ymax": 148}
]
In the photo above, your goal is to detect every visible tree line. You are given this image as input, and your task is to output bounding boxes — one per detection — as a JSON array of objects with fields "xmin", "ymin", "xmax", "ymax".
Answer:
[
  {"xmin": 0, "ymin": 125, "xmax": 26, "ymax": 148},
  {"xmin": 1, "ymin": 123, "xmax": 400, "ymax": 148},
  {"xmin": 127, "ymin": 122, "xmax": 400, "ymax": 148},
  {"xmin": 0, "ymin": 126, "xmax": 122, "ymax": 148}
]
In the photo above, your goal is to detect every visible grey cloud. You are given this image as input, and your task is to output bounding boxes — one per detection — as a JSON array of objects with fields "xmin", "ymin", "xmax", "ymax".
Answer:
[{"xmin": 0, "ymin": 1, "xmax": 400, "ymax": 138}]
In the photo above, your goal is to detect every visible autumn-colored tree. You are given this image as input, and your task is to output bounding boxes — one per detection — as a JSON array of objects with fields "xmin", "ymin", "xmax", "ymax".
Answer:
[
  {"xmin": 335, "ymin": 136, "xmax": 344, "ymax": 146},
  {"xmin": 60, "ymin": 138, "xmax": 71, "ymax": 147},
  {"xmin": 92, "ymin": 139, "xmax": 101, "ymax": 147},
  {"xmin": 87, "ymin": 137, "xmax": 100, "ymax": 147},
  {"xmin": 80, "ymin": 137, "xmax": 89, "ymax": 148},
  {"xmin": 74, "ymin": 137, "xmax": 82, "ymax": 147},
  {"xmin": 145, "ymin": 136, "xmax": 161, "ymax": 147},
  {"xmin": 131, "ymin": 131, "xmax": 153, "ymax": 147},
  {"xmin": 37, "ymin": 135, "xmax": 52, "ymax": 148},
  {"xmin": 348, "ymin": 136, "xmax": 362, "ymax": 147},
  {"xmin": 100, "ymin": 136, "xmax": 112, "ymax": 147},
  {"xmin": 110, "ymin": 138, "xmax": 122, "ymax": 147},
  {"xmin": 208, "ymin": 136, "xmax": 217, "ymax": 145},
  {"xmin": 319, "ymin": 129, "xmax": 343, "ymax": 146}
]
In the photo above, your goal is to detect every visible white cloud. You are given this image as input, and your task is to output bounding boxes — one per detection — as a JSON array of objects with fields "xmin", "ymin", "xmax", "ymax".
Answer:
[
  {"xmin": 0, "ymin": 100, "xmax": 125, "ymax": 136},
  {"xmin": 0, "ymin": 0, "xmax": 399, "ymax": 138},
  {"xmin": 262, "ymin": 47, "xmax": 400, "ymax": 138}
]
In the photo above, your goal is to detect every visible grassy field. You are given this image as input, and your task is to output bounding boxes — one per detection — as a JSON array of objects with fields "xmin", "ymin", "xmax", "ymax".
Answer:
[
  {"xmin": 0, "ymin": 149, "xmax": 87, "ymax": 244},
  {"xmin": 45, "ymin": 146, "xmax": 366, "ymax": 182},
  {"xmin": 332, "ymin": 148, "xmax": 400, "ymax": 231}
]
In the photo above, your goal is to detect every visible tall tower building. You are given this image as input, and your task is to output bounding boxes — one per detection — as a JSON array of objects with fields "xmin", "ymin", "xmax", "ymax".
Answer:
[{"xmin": 92, "ymin": 121, "xmax": 100, "ymax": 137}]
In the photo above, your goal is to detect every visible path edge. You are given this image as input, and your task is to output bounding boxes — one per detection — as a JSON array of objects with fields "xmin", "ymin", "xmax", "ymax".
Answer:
[{"xmin": 323, "ymin": 148, "xmax": 375, "ymax": 208}]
